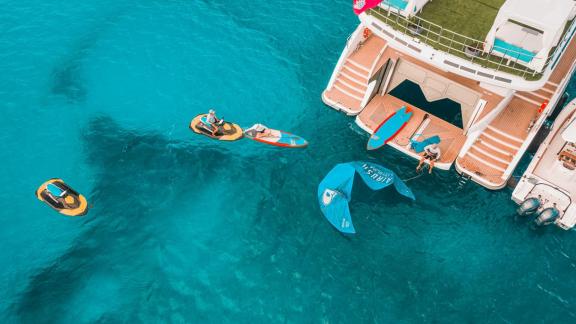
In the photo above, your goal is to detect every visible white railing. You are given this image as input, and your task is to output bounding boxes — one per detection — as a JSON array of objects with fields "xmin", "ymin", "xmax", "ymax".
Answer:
[
  {"xmin": 370, "ymin": 5, "xmax": 576, "ymax": 80},
  {"xmin": 368, "ymin": 44, "xmax": 388, "ymax": 76},
  {"xmin": 550, "ymin": 15, "xmax": 576, "ymax": 70},
  {"xmin": 327, "ymin": 25, "xmax": 365, "ymax": 89},
  {"xmin": 360, "ymin": 45, "xmax": 389, "ymax": 108},
  {"xmin": 457, "ymin": 91, "xmax": 514, "ymax": 158}
]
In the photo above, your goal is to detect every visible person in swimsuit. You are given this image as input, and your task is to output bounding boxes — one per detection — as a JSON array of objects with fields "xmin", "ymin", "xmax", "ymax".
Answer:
[
  {"xmin": 416, "ymin": 143, "xmax": 441, "ymax": 174},
  {"xmin": 45, "ymin": 184, "xmax": 76, "ymax": 209},
  {"xmin": 244, "ymin": 124, "xmax": 272, "ymax": 138},
  {"xmin": 205, "ymin": 109, "xmax": 223, "ymax": 136}
]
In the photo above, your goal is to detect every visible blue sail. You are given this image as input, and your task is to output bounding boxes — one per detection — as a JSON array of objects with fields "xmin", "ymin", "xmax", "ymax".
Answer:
[{"xmin": 318, "ymin": 161, "xmax": 415, "ymax": 234}]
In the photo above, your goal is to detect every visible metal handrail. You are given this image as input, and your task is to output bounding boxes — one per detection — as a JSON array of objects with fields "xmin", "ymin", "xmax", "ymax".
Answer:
[{"xmin": 370, "ymin": 4, "xmax": 576, "ymax": 80}]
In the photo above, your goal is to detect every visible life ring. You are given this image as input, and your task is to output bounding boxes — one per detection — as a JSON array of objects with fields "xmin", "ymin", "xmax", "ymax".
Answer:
[
  {"xmin": 538, "ymin": 100, "xmax": 548, "ymax": 114},
  {"xmin": 363, "ymin": 28, "xmax": 371, "ymax": 39}
]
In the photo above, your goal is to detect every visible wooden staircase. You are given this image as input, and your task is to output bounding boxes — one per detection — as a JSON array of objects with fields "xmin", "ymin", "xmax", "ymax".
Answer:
[
  {"xmin": 323, "ymin": 36, "xmax": 387, "ymax": 115},
  {"xmin": 329, "ymin": 59, "xmax": 370, "ymax": 112},
  {"xmin": 458, "ymin": 94, "xmax": 542, "ymax": 187},
  {"xmin": 515, "ymin": 81, "xmax": 555, "ymax": 106}
]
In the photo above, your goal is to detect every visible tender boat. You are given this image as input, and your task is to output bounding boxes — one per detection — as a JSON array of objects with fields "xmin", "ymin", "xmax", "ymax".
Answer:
[{"xmin": 512, "ymin": 99, "xmax": 576, "ymax": 230}]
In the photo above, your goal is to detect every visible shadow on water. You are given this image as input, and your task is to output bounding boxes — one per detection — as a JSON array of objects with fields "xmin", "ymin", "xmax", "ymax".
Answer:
[
  {"xmin": 13, "ymin": 113, "xmax": 371, "ymax": 322},
  {"xmin": 11, "ymin": 111, "xmax": 435, "ymax": 322},
  {"xmin": 50, "ymin": 10, "xmax": 129, "ymax": 104},
  {"xmin": 12, "ymin": 115, "xmax": 254, "ymax": 322},
  {"xmin": 12, "ymin": 114, "xmax": 576, "ymax": 322},
  {"xmin": 51, "ymin": 58, "xmax": 86, "ymax": 103}
]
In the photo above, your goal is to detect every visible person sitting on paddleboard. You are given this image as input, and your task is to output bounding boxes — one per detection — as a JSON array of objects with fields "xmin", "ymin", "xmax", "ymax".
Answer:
[
  {"xmin": 244, "ymin": 124, "xmax": 272, "ymax": 138},
  {"xmin": 206, "ymin": 109, "xmax": 223, "ymax": 136},
  {"xmin": 416, "ymin": 143, "xmax": 441, "ymax": 174}
]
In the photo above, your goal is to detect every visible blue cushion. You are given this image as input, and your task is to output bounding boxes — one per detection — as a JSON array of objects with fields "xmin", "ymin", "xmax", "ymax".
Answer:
[
  {"xmin": 493, "ymin": 38, "xmax": 536, "ymax": 63},
  {"xmin": 383, "ymin": 0, "xmax": 409, "ymax": 10},
  {"xmin": 410, "ymin": 135, "xmax": 441, "ymax": 153},
  {"xmin": 46, "ymin": 183, "xmax": 65, "ymax": 197}
]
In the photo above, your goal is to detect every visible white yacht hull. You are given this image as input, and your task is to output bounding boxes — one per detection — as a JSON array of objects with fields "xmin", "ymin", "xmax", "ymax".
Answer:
[{"xmin": 512, "ymin": 99, "xmax": 576, "ymax": 230}]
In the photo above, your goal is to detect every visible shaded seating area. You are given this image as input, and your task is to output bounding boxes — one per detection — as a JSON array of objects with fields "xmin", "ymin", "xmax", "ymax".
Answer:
[
  {"xmin": 484, "ymin": 0, "xmax": 576, "ymax": 72},
  {"xmin": 493, "ymin": 24, "xmax": 541, "ymax": 63},
  {"xmin": 386, "ymin": 59, "xmax": 482, "ymax": 130}
]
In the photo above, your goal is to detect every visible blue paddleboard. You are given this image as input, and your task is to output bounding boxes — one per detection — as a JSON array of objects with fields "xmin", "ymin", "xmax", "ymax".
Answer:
[{"xmin": 367, "ymin": 106, "xmax": 413, "ymax": 150}]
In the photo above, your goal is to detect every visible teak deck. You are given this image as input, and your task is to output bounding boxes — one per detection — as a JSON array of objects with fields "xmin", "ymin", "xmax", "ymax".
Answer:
[{"xmin": 358, "ymin": 95, "xmax": 466, "ymax": 165}]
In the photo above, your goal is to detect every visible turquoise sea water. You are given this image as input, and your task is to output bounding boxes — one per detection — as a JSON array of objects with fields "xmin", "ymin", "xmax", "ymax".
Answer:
[{"xmin": 2, "ymin": 0, "xmax": 576, "ymax": 322}]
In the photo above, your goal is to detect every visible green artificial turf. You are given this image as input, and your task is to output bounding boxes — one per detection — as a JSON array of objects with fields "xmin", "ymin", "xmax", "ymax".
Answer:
[{"xmin": 417, "ymin": 0, "xmax": 505, "ymax": 40}]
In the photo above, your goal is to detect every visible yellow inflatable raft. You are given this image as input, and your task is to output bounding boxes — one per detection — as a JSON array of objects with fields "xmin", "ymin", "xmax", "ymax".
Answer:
[
  {"xmin": 189, "ymin": 114, "xmax": 243, "ymax": 141},
  {"xmin": 36, "ymin": 179, "xmax": 88, "ymax": 216}
]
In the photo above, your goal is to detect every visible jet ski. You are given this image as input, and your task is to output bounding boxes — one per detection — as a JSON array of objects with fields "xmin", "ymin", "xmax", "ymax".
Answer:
[
  {"xmin": 189, "ymin": 114, "xmax": 243, "ymax": 141},
  {"xmin": 36, "ymin": 179, "xmax": 88, "ymax": 216}
]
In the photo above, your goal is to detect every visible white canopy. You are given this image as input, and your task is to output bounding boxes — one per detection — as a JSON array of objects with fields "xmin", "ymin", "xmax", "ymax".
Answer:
[
  {"xmin": 485, "ymin": 0, "xmax": 576, "ymax": 71},
  {"xmin": 562, "ymin": 119, "xmax": 576, "ymax": 143}
]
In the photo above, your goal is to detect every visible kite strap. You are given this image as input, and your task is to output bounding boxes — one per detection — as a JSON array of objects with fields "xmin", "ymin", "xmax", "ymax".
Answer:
[{"xmin": 401, "ymin": 173, "xmax": 425, "ymax": 182}]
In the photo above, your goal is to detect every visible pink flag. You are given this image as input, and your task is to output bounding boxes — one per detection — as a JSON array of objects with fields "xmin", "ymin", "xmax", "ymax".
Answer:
[{"xmin": 353, "ymin": 0, "xmax": 382, "ymax": 15}]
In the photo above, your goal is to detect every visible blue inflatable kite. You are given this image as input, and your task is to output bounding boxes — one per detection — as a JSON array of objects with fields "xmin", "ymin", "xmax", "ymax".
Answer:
[{"xmin": 317, "ymin": 161, "xmax": 416, "ymax": 234}]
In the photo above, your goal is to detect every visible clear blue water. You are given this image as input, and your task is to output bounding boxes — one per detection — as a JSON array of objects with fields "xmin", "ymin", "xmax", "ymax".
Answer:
[{"xmin": 2, "ymin": 0, "xmax": 576, "ymax": 322}]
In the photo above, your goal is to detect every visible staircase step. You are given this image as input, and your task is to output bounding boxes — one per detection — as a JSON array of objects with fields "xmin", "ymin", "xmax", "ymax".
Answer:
[
  {"xmin": 539, "ymin": 86, "xmax": 555, "ymax": 95},
  {"xmin": 346, "ymin": 58, "xmax": 371, "ymax": 73},
  {"xmin": 470, "ymin": 145, "xmax": 512, "ymax": 165},
  {"xmin": 342, "ymin": 64, "xmax": 369, "ymax": 80},
  {"xmin": 487, "ymin": 125, "xmax": 523, "ymax": 143},
  {"xmin": 529, "ymin": 89, "xmax": 551, "ymax": 101},
  {"xmin": 546, "ymin": 81, "xmax": 559, "ymax": 88},
  {"xmin": 482, "ymin": 131, "xmax": 521, "ymax": 151},
  {"xmin": 514, "ymin": 93, "xmax": 541, "ymax": 106},
  {"xmin": 324, "ymin": 87, "xmax": 362, "ymax": 112},
  {"xmin": 340, "ymin": 70, "xmax": 367, "ymax": 87},
  {"xmin": 476, "ymin": 138, "xmax": 516, "ymax": 156},
  {"xmin": 518, "ymin": 90, "xmax": 548, "ymax": 103},
  {"xmin": 334, "ymin": 82, "xmax": 364, "ymax": 101},
  {"xmin": 338, "ymin": 75, "xmax": 367, "ymax": 93},
  {"xmin": 466, "ymin": 151, "xmax": 506, "ymax": 172},
  {"xmin": 457, "ymin": 155, "xmax": 506, "ymax": 185}
]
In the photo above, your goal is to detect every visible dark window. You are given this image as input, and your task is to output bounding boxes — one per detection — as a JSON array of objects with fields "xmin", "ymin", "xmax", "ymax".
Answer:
[{"xmin": 389, "ymin": 80, "xmax": 463, "ymax": 128}]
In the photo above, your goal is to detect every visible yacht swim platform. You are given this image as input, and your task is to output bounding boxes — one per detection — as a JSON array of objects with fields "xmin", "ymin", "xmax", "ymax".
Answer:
[
  {"xmin": 356, "ymin": 94, "xmax": 467, "ymax": 170},
  {"xmin": 324, "ymin": 34, "xmax": 505, "ymax": 170}
]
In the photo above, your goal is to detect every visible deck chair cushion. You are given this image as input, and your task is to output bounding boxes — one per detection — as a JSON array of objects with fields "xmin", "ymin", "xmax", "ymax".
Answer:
[{"xmin": 410, "ymin": 135, "xmax": 441, "ymax": 153}]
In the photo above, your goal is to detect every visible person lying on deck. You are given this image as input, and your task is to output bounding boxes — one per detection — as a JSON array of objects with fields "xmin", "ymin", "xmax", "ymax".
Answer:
[
  {"xmin": 45, "ymin": 185, "xmax": 77, "ymax": 209},
  {"xmin": 244, "ymin": 124, "xmax": 272, "ymax": 138},
  {"xmin": 416, "ymin": 143, "xmax": 441, "ymax": 174}
]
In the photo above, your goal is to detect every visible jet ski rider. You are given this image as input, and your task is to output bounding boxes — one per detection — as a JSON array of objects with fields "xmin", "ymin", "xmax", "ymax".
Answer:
[{"xmin": 206, "ymin": 109, "xmax": 224, "ymax": 136}]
